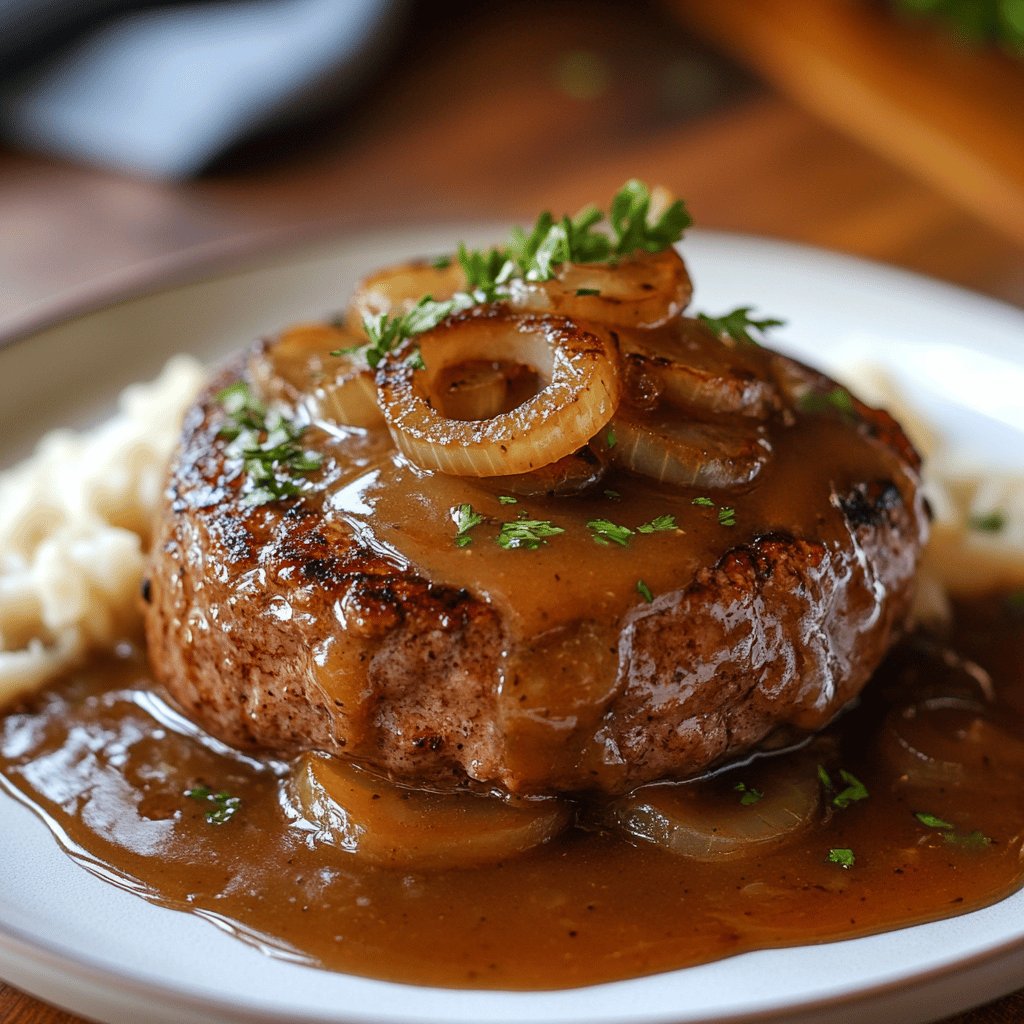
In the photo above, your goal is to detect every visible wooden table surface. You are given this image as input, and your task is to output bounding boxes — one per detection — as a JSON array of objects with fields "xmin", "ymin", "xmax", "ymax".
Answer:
[{"xmin": 1, "ymin": 2, "xmax": 1022, "ymax": 1021}]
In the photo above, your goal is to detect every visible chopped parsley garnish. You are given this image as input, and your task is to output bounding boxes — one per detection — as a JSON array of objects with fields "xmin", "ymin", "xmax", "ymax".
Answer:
[
  {"xmin": 589, "ymin": 513, "xmax": 675, "ymax": 546},
  {"xmin": 915, "ymin": 811, "xmax": 955, "ymax": 830},
  {"xmin": 217, "ymin": 383, "xmax": 322, "ymax": 506},
  {"xmin": 498, "ymin": 495, "xmax": 518, "ymax": 505},
  {"xmin": 819, "ymin": 766, "xmax": 869, "ymax": 809},
  {"xmin": 969, "ymin": 510, "xmax": 1007, "ymax": 533},
  {"xmin": 497, "ymin": 517, "xmax": 564, "ymax": 550},
  {"xmin": 185, "ymin": 785, "xmax": 240, "ymax": 825},
  {"xmin": 343, "ymin": 295, "xmax": 467, "ymax": 369},
  {"xmin": 827, "ymin": 847, "xmax": 855, "ymax": 869},
  {"xmin": 457, "ymin": 242, "xmax": 515, "ymax": 300},
  {"xmin": 346, "ymin": 181, "xmax": 691, "ymax": 366},
  {"xmin": 587, "ymin": 518, "xmax": 633, "ymax": 547},
  {"xmin": 799, "ymin": 386, "xmax": 856, "ymax": 418},
  {"xmin": 636, "ymin": 579, "xmax": 654, "ymax": 603},
  {"xmin": 636, "ymin": 513, "xmax": 677, "ymax": 534},
  {"xmin": 734, "ymin": 782, "xmax": 764, "ymax": 806},
  {"xmin": 832, "ymin": 770, "xmax": 869, "ymax": 809},
  {"xmin": 697, "ymin": 306, "xmax": 785, "ymax": 347},
  {"xmin": 949, "ymin": 830, "xmax": 993, "ymax": 849},
  {"xmin": 689, "ymin": 495, "xmax": 736, "ymax": 527},
  {"xmin": 914, "ymin": 811, "xmax": 992, "ymax": 847},
  {"xmin": 609, "ymin": 179, "xmax": 692, "ymax": 257},
  {"xmin": 452, "ymin": 504, "xmax": 485, "ymax": 547},
  {"xmin": 605, "ymin": 425, "xmax": 617, "ymax": 449}
]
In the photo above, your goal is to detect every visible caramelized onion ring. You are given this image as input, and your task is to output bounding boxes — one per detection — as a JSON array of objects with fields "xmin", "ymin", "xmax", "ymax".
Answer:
[
  {"xmin": 603, "ymin": 754, "xmax": 821, "ymax": 861},
  {"xmin": 620, "ymin": 320, "xmax": 780, "ymax": 420},
  {"xmin": 292, "ymin": 753, "xmax": 570, "ymax": 869},
  {"xmin": 611, "ymin": 410, "xmax": 770, "ymax": 490},
  {"xmin": 345, "ymin": 259, "xmax": 463, "ymax": 333},
  {"xmin": 249, "ymin": 323, "xmax": 384, "ymax": 428},
  {"xmin": 377, "ymin": 307, "xmax": 621, "ymax": 476},
  {"xmin": 506, "ymin": 248, "xmax": 691, "ymax": 329}
]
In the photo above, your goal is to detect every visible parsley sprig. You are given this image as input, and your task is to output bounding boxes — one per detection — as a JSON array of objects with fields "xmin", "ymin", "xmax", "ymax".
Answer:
[
  {"xmin": 691, "ymin": 495, "xmax": 737, "ymax": 528},
  {"xmin": 734, "ymin": 782, "xmax": 764, "ymax": 806},
  {"xmin": 587, "ymin": 513, "xmax": 676, "ymax": 547},
  {"xmin": 818, "ymin": 765, "xmax": 869, "ymax": 809},
  {"xmin": 497, "ymin": 517, "xmax": 564, "ymax": 550},
  {"xmin": 342, "ymin": 180, "xmax": 692, "ymax": 367},
  {"xmin": 185, "ymin": 785, "xmax": 241, "ymax": 825},
  {"xmin": 218, "ymin": 382, "xmax": 322, "ymax": 506},
  {"xmin": 698, "ymin": 307, "xmax": 785, "ymax": 347},
  {"xmin": 915, "ymin": 811, "xmax": 992, "ymax": 848},
  {"xmin": 827, "ymin": 847, "xmax": 855, "ymax": 869},
  {"xmin": 799, "ymin": 386, "xmax": 856, "ymax": 418},
  {"xmin": 453, "ymin": 503, "xmax": 485, "ymax": 547}
]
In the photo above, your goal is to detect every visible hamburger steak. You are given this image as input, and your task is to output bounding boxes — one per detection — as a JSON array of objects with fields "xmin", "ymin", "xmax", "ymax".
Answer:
[{"xmin": 144, "ymin": 255, "xmax": 928, "ymax": 796}]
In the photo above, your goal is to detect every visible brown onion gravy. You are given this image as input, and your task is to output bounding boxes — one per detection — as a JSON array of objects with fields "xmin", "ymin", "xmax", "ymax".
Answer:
[{"xmin": 1, "ymin": 595, "xmax": 1023, "ymax": 990}]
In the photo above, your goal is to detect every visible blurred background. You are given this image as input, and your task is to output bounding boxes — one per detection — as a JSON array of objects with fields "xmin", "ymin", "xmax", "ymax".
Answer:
[
  {"xmin": 1, "ymin": 2, "xmax": 1024, "ymax": 1022},
  {"xmin": 1, "ymin": 0, "xmax": 1023, "ymax": 343}
]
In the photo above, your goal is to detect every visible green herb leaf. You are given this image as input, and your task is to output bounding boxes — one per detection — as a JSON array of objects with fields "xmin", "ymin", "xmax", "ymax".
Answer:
[
  {"xmin": 717, "ymin": 506, "xmax": 737, "ymax": 528},
  {"xmin": 606, "ymin": 425, "xmax": 617, "ymax": 449},
  {"xmin": 431, "ymin": 255, "xmax": 452, "ymax": 270},
  {"xmin": 734, "ymin": 782, "xmax": 764, "ymax": 806},
  {"xmin": 817, "ymin": 764, "xmax": 833, "ymax": 790},
  {"xmin": 832, "ymin": 770, "xmax": 869, "ymax": 809},
  {"xmin": 218, "ymin": 383, "xmax": 322, "ymax": 506},
  {"xmin": 588, "ymin": 518, "xmax": 633, "ymax": 546},
  {"xmin": 915, "ymin": 811, "xmax": 956, "ymax": 830},
  {"xmin": 969, "ymin": 510, "xmax": 1007, "ymax": 533},
  {"xmin": 498, "ymin": 495, "xmax": 518, "ymax": 505},
  {"xmin": 947, "ymin": 829, "xmax": 992, "ymax": 849},
  {"xmin": 697, "ymin": 306, "xmax": 785, "ymax": 347},
  {"xmin": 636, "ymin": 579, "xmax": 654, "ymax": 603},
  {"xmin": 691, "ymin": 496, "xmax": 715, "ymax": 507},
  {"xmin": 575, "ymin": 287, "xmax": 601, "ymax": 296},
  {"xmin": 636, "ymin": 513, "xmax": 677, "ymax": 534},
  {"xmin": 914, "ymin": 811, "xmax": 992, "ymax": 847},
  {"xmin": 457, "ymin": 242, "xmax": 515, "ymax": 300},
  {"xmin": 827, "ymin": 847, "xmax": 855, "ymax": 869},
  {"xmin": 609, "ymin": 179, "xmax": 692, "ymax": 257},
  {"xmin": 798, "ymin": 387, "xmax": 856, "ymax": 418},
  {"xmin": 185, "ymin": 785, "xmax": 241, "ymax": 825},
  {"xmin": 453, "ymin": 503, "xmax": 485, "ymax": 547},
  {"xmin": 497, "ymin": 518, "xmax": 564, "ymax": 550}
]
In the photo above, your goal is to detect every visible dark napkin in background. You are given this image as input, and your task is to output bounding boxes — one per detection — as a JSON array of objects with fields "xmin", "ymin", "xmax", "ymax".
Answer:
[{"xmin": 0, "ymin": 0, "xmax": 403, "ymax": 179}]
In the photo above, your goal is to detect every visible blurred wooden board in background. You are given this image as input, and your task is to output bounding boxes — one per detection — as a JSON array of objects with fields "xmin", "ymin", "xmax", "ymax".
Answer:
[{"xmin": 667, "ymin": 0, "xmax": 1024, "ymax": 246}]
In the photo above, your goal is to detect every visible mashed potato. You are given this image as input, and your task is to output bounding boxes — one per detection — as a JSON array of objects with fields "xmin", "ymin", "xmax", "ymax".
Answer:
[
  {"xmin": 834, "ymin": 361, "xmax": 1024, "ymax": 617},
  {"xmin": 0, "ymin": 350, "xmax": 1020, "ymax": 706},
  {"xmin": 0, "ymin": 356, "xmax": 205, "ymax": 704}
]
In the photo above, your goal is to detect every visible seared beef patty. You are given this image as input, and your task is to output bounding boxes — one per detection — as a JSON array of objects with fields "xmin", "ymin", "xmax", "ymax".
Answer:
[{"xmin": 145, "ymin": 315, "xmax": 926, "ymax": 796}]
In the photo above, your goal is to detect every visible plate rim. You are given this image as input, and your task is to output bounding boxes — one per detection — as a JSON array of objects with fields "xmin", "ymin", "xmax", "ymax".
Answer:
[{"xmin": 2, "ymin": 223, "xmax": 1020, "ymax": 355}]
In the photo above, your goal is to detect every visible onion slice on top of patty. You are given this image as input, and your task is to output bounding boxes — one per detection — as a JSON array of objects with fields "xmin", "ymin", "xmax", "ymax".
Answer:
[
  {"xmin": 506, "ymin": 247, "xmax": 692, "ymax": 330},
  {"xmin": 252, "ymin": 322, "xmax": 384, "ymax": 428},
  {"xmin": 376, "ymin": 306, "xmax": 621, "ymax": 477},
  {"xmin": 345, "ymin": 259, "xmax": 464, "ymax": 335}
]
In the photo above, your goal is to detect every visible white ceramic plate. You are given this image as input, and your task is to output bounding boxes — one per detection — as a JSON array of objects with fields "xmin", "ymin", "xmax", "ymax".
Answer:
[{"xmin": 2, "ymin": 228, "xmax": 1024, "ymax": 1024}]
